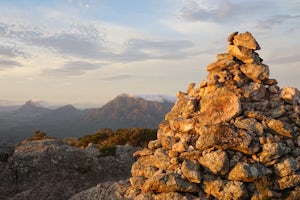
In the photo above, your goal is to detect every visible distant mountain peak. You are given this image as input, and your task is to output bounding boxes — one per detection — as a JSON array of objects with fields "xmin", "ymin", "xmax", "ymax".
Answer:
[
  {"xmin": 117, "ymin": 93, "xmax": 176, "ymax": 103},
  {"xmin": 15, "ymin": 100, "xmax": 51, "ymax": 116},
  {"xmin": 24, "ymin": 99, "xmax": 47, "ymax": 108}
]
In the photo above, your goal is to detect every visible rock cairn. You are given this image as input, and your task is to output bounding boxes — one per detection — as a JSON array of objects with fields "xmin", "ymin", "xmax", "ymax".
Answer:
[{"xmin": 129, "ymin": 32, "xmax": 300, "ymax": 200}]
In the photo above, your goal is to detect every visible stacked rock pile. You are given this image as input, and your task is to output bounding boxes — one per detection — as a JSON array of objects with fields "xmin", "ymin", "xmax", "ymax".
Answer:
[{"xmin": 129, "ymin": 32, "xmax": 300, "ymax": 200}]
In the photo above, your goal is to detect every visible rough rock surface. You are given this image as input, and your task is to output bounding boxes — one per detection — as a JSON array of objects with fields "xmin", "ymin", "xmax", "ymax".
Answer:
[
  {"xmin": 120, "ymin": 31, "xmax": 300, "ymax": 200},
  {"xmin": 0, "ymin": 139, "xmax": 140, "ymax": 200}
]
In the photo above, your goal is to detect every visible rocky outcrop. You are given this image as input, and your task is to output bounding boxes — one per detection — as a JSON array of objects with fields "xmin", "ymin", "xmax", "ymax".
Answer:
[
  {"xmin": 119, "ymin": 31, "xmax": 299, "ymax": 199},
  {"xmin": 0, "ymin": 139, "xmax": 140, "ymax": 200},
  {"xmin": 4, "ymin": 31, "xmax": 299, "ymax": 200}
]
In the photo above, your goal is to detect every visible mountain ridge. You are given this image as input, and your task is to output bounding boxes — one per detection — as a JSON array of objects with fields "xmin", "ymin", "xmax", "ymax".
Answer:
[{"xmin": 0, "ymin": 94, "xmax": 175, "ymax": 144}]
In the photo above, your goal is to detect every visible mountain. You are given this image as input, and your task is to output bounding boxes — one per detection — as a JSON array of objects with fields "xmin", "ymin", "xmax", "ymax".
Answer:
[
  {"xmin": 13, "ymin": 100, "xmax": 52, "ymax": 121},
  {"xmin": 83, "ymin": 94, "xmax": 174, "ymax": 130},
  {"xmin": 0, "ymin": 105, "xmax": 20, "ymax": 113},
  {"xmin": 33, "ymin": 105, "xmax": 85, "ymax": 125},
  {"xmin": 0, "ymin": 94, "xmax": 175, "ymax": 144}
]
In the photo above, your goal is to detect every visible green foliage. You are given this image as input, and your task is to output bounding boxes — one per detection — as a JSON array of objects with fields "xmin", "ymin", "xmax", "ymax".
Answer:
[
  {"xmin": 98, "ymin": 144, "xmax": 117, "ymax": 157},
  {"xmin": 29, "ymin": 130, "xmax": 55, "ymax": 141},
  {"xmin": 76, "ymin": 128, "xmax": 157, "ymax": 156},
  {"xmin": 78, "ymin": 128, "xmax": 114, "ymax": 147}
]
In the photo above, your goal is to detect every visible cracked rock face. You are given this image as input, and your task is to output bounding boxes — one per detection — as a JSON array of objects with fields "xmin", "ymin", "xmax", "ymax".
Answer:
[
  {"xmin": 0, "ymin": 140, "xmax": 140, "ymax": 200},
  {"xmin": 125, "ymin": 31, "xmax": 300, "ymax": 200}
]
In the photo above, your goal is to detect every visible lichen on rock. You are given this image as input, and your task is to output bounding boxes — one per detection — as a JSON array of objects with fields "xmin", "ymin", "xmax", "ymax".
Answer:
[
  {"xmin": 125, "ymin": 31, "xmax": 300, "ymax": 200},
  {"xmin": 67, "ymin": 31, "xmax": 300, "ymax": 200}
]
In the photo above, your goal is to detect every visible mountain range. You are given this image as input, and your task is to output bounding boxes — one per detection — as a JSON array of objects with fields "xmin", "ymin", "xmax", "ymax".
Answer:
[{"xmin": 0, "ymin": 94, "xmax": 174, "ymax": 144}]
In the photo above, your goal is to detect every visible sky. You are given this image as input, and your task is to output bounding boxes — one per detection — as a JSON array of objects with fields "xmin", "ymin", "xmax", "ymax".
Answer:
[{"xmin": 0, "ymin": 0, "xmax": 300, "ymax": 108}]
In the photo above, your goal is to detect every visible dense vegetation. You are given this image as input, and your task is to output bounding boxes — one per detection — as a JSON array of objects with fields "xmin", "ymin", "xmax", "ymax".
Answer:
[
  {"xmin": 76, "ymin": 128, "xmax": 157, "ymax": 156},
  {"xmin": 30, "ymin": 128, "xmax": 158, "ymax": 156}
]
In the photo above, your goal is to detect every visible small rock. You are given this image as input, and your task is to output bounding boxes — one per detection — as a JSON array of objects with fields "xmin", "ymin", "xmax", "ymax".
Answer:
[
  {"xmin": 130, "ymin": 176, "xmax": 146, "ymax": 189},
  {"xmin": 165, "ymin": 95, "xmax": 198, "ymax": 120},
  {"xmin": 142, "ymin": 173, "xmax": 199, "ymax": 193},
  {"xmin": 273, "ymin": 157, "xmax": 300, "ymax": 177},
  {"xmin": 259, "ymin": 142, "xmax": 291, "ymax": 163},
  {"xmin": 277, "ymin": 173, "xmax": 300, "ymax": 190},
  {"xmin": 181, "ymin": 159, "xmax": 202, "ymax": 183},
  {"xmin": 228, "ymin": 31, "xmax": 238, "ymax": 44},
  {"xmin": 131, "ymin": 156, "xmax": 159, "ymax": 178},
  {"xmin": 199, "ymin": 149, "xmax": 229, "ymax": 175},
  {"xmin": 234, "ymin": 118, "xmax": 264, "ymax": 135},
  {"xmin": 228, "ymin": 162, "xmax": 271, "ymax": 182},
  {"xmin": 133, "ymin": 148, "xmax": 153, "ymax": 157},
  {"xmin": 242, "ymin": 82, "xmax": 266, "ymax": 101},
  {"xmin": 217, "ymin": 53, "xmax": 234, "ymax": 60},
  {"xmin": 203, "ymin": 179, "xmax": 248, "ymax": 200},
  {"xmin": 267, "ymin": 119, "xmax": 294, "ymax": 138},
  {"xmin": 233, "ymin": 31, "xmax": 261, "ymax": 50},
  {"xmin": 227, "ymin": 45, "xmax": 260, "ymax": 63},
  {"xmin": 240, "ymin": 63, "xmax": 269, "ymax": 83},
  {"xmin": 280, "ymin": 87, "xmax": 300, "ymax": 104},
  {"xmin": 169, "ymin": 117, "xmax": 195, "ymax": 133}
]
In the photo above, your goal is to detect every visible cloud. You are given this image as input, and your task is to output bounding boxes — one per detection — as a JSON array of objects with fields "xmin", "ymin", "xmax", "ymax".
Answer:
[
  {"xmin": 0, "ymin": 21, "xmax": 198, "ymax": 63},
  {"xmin": 267, "ymin": 54, "xmax": 300, "ymax": 65},
  {"xmin": 256, "ymin": 14, "xmax": 300, "ymax": 30},
  {"xmin": 31, "ymin": 33, "xmax": 105, "ymax": 59},
  {"xmin": 0, "ymin": 22, "xmax": 106, "ymax": 59},
  {"xmin": 42, "ymin": 61, "xmax": 108, "ymax": 76},
  {"xmin": 28, "ymin": 24, "xmax": 107, "ymax": 59},
  {"xmin": 179, "ymin": 0, "xmax": 300, "ymax": 29},
  {"xmin": 67, "ymin": 0, "xmax": 91, "ymax": 8},
  {"xmin": 0, "ymin": 59, "xmax": 23, "ymax": 70},
  {"xmin": 110, "ymin": 38, "xmax": 196, "ymax": 62},
  {"xmin": 0, "ymin": 43, "xmax": 26, "ymax": 58},
  {"xmin": 180, "ymin": 0, "xmax": 235, "ymax": 22},
  {"xmin": 101, "ymin": 74, "xmax": 132, "ymax": 81}
]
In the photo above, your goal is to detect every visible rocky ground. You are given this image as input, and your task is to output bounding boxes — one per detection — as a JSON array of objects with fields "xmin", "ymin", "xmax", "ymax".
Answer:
[{"xmin": 0, "ymin": 140, "xmax": 140, "ymax": 200}]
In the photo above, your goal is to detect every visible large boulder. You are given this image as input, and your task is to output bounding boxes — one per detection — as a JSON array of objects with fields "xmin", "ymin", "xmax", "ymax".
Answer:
[{"xmin": 1, "ymin": 139, "xmax": 140, "ymax": 200}]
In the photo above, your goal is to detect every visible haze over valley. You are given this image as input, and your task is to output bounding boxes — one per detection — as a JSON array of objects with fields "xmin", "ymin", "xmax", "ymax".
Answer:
[{"xmin": 0, "ymin": 94, "xmax": 174, "ymax": 144}]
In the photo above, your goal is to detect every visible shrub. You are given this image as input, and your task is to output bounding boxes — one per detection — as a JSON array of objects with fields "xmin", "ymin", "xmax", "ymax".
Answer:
[
  {"xmin": 29, "ymin": 130, "xmax": 55, "ymax": 141},
  {"xmin": 98, "ymin": 144, "xmax": 116, "ymax": 157},
  {"xmin": 63, "ymin": 137, "xmax": 80, "ymax": 147},
  {"xmin": 76, "ymin": 128, "xmax": 157, "ymax": 156}
]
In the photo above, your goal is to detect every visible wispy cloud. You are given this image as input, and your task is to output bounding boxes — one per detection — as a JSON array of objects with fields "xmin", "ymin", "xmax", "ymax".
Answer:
[
  {"xmin": 179, "ymin": 0, "xmax": 299, "ymax": 30},
  {"xmin": 180, "ymin": 0, "xmax": 235, "ymax": 22},
  {"xmin": 0, "ymin": 21, "xmax": 197, "ymax": 63},
  {"xmin": 256, "ymin": 14, "xmax": 300, "ymax": 30},
  {"xmin": 110, "ymin": 38, "xmax": 196, "ymax": 62},
  {"xmin": 101, "ymin": 74, "xmax": 132, "ymax": 81},
  {"xmin": 0, "ymin": 59, "xmax": 23, "ymax": 70},
  {"xmin": 0, "ymin": 43, "xmax": 26, "ymax": 58},
  {"xmin": 31, "ymin": 32, "xmax": 105, "ymax": 59},
  {"xmin": 42, "ymin": 61, "xmax": 108, "ymax": 76}
]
